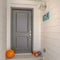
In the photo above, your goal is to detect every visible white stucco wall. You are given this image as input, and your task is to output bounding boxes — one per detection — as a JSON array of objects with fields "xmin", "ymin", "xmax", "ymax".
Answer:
[
  {"xmin": 0, "ymin": 0, "xmax": 7, "ymax": 60},
  {"xmin": 42, "ymin": 0, "xmax": 60, "ymax": 60},
  {"xmin": 7, "ymin": 0, "xmax": 42, "ymax": 51}
]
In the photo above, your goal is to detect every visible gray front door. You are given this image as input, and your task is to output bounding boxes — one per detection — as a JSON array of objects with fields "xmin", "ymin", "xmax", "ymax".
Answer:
[{"xmin": 11, "ymin": 9, "xmax": 33, "ymax": 53}]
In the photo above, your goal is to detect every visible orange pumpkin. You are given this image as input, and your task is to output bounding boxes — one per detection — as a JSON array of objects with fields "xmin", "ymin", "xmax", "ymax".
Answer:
[
  {"xmin": 34, "ymin": 53, "xmax": 38, "ymax": 57},
  {"xmin": 6, "ymin": 50, "xmax": 15, "ymax": 59},
  {"xmin": 33, "ymin": 50, "xmax": 38, "ymax": 57},
  {"xmin": 33, "ymin": 50, "xmax": 37, "ymax": 55}
]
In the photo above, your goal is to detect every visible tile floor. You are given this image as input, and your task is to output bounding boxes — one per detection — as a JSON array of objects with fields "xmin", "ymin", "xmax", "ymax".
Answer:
[{"xmin": 7, "ymin": 53, "xmax": 43, "ymax": 60}]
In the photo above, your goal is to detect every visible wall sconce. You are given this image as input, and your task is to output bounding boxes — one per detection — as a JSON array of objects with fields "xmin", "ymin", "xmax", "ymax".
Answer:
[{"xmin": 39, "ymin": 1, "xmax": 47, "ymax": 11}]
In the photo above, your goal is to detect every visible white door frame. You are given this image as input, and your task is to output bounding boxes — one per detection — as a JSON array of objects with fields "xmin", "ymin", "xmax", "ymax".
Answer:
[{"xmin": 7, "ymin": 2, "xmax": 41, "ymax": 51}]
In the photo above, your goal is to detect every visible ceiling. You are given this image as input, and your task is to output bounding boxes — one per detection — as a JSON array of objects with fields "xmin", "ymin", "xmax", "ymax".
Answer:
[{"xmin": 29, "ymin": 0, "xmax": 42, "ymax": 1}]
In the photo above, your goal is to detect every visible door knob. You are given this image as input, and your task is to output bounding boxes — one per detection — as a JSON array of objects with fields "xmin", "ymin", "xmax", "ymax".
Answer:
[
  {"xmin": 29, "ymin": 31, "xmax": 31, "ymax": 36},
  {"xmin": 29, "ymin": 33, "xmax": 31, "ymax": 36},
  {"xmin": 28, "ymin": 31, "xmax": 31, "ymax": 39}
]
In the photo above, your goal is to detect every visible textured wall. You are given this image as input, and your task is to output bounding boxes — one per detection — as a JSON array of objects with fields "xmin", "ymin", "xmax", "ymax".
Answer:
[
  {"xmin": 41, "ymin": 0, "xmax": 60, "ymax": 60},
  {"xmin": 0, "ymin": 0, "xmax": 7, "ymax": 60}
]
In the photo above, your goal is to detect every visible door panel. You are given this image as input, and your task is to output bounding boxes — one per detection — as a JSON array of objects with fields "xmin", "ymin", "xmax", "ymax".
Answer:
[
  {"xmin": 17, "ymin": 12, "xmax": 28, "ymax": 32},
  {"xmin": 16, "ymin": 37, "xmax": 28, "ymax": 49},
  {"xmin": 11, "ymin": 9, "xmax": 33, "ymax": 53}
]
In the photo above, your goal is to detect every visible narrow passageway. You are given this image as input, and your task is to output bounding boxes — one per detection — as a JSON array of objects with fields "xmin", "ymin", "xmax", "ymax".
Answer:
[{"xmin": 0, "ymin": 0, "xmax": 60, "ymax": 60}]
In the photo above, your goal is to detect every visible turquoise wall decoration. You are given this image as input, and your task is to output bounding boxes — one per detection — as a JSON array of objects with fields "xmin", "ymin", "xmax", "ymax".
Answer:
[{"xmin": 43, "ymin": 12, "xmax": 50, "ymax": 21}]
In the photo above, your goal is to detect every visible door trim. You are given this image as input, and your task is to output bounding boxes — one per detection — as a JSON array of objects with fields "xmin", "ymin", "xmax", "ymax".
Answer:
[{"xmin": 11, "ymin": 8, "xmax": 33, "ymax": 53}]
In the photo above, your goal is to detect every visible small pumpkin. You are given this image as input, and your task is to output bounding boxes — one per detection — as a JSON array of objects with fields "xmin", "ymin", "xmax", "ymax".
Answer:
[
  {"xmin": 33, "ymin": 50, "xmax": 37, "ymax": 54},
  {"xmin": 6, "ymin": 49, "xmax": 15, "ymax": 59},
  {"xmin": 33, "ymin": 50, "xmax": 38, "ymax": 57},
  {"xmin": 34, "ymin": 53, "xmax": 38, "ymax": 57}
]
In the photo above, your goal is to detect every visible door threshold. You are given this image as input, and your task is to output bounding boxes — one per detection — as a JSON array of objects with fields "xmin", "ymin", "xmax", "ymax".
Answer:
[{"xmin": 15, "ymin": 53, "xmax": 32, "ymax": 56}]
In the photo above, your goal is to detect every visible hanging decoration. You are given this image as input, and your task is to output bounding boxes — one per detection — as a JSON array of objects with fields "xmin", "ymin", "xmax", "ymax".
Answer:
[{"xmin": 43, "ymin": 11, "xmax": 50, "ymax": 21}]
